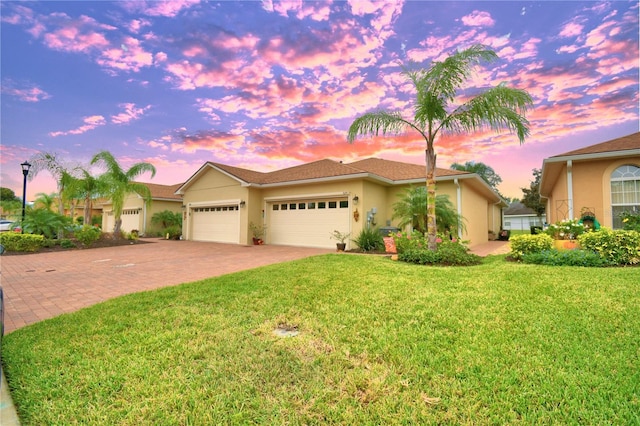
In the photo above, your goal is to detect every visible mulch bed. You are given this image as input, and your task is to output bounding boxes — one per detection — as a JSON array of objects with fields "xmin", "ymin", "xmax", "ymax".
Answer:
[{"xmin": 1, "ymin": 237, "xmax": 156, "ymax": 256}]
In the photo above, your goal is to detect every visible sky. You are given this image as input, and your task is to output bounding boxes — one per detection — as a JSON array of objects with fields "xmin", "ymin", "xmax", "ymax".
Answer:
[{"xmin": 1, "ymin": 0, "xmax": 638, "ymax": 201}]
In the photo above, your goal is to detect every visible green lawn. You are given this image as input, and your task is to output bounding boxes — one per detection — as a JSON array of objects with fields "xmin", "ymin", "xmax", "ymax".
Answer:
[{"xmin": 4, "ymin": 254, "xmax": 639, "ymax": 425}]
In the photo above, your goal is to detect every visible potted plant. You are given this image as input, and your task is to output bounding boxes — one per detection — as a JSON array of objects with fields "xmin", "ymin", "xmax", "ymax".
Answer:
[
  {"xmin": 544, "ymin": 218, "xmax": 585, "ymax": 250},
  {"xmin": 249, "ymin": 222, "xmax": 266, "ymax": 245},
  {"xmin": 330, "ymin": 230, "xmax": 350, "ymax": 252}
]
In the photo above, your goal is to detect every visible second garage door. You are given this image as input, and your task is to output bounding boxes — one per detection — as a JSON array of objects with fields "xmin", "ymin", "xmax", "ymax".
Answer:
[
  {"xmin": 191, "ymin": 204, "xmax": 240, "ymax": 243},
  {"xmin": 267, "ymin": 197, "xmax": 350, "ymax": 248}
]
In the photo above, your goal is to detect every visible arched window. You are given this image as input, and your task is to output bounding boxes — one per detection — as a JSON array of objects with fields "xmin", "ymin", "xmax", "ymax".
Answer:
[{"xmin": 611, "ymin": 165, "xmax": 640, "ymax": 229}]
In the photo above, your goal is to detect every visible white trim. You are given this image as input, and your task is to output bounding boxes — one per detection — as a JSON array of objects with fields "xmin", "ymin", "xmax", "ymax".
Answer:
[
  {"xmin": 545, "ymin": 149, "xmax": 640, "ymax": 164},
  {"xmin": 187, "ymin": 199, "xmax": 242, "ymax": 208},
  {"xmin": 264, "ymin": 192, "xmax": 349, "ymax": 202}
]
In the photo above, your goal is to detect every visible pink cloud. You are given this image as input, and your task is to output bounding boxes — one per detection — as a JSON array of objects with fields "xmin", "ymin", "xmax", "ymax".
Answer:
[
  {"xmin": 111, "ymin": 103, "xmax": 152, "ymax": 125},
  {"xmin": 119, "ymin": 0, "xmax": 200, "ymax": 17},
  {"xmin": 558, "ymin": 21, "xmax": 584, "ymax": 38},
  {"xmin": 1, "ymin": 80, "xmax": 51, "ymax": 102},
  {"xmin": 268, "ymin": 0, "xmax": 332, "ymax": 21},
  {"xmin": 126, "ymin": 18, "xmax": 152, "ymax": 34},
  {"xmin": 41, "ymin": 14, "xmax": 115, "ymax": 53},
  {"xmin": 49, "ymin": 115, "xmax": 106, "ymax": 137},
  {"xmin": 461, "ymin": 10, "xmax": 495, "ymax": 27},
  {"xmin": 96, "ymin": 36, "xmax": 154, "ymax": 73}
]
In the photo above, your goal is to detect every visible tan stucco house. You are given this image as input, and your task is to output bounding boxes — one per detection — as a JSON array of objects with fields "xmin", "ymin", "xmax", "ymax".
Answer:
[
  {"xmin": 539, "ymin": 132, "xmax": 640, "ymax": 229},
  {"xmin": 101, "ymin": 182, "xmax": 183, "ymax": 235},
  {"xmin": 175, "ymin": 158, "xmax": 506, "ymax": 249}
]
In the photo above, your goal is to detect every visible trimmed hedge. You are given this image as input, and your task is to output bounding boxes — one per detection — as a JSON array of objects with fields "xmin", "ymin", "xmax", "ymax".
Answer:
[
  {"xmin": 0, "ymin": 232, "xmax": 45, "ymax": 252},
  {"xmin": 509, "ymin": 234, "xmax": 554, "ymax": 261},
  {"xmin": 578, "ymin": 228, "xmax": 640, "ymax": 266}
]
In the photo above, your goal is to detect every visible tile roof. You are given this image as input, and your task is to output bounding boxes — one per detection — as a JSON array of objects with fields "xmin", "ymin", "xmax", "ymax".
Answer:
[
  {"xmin": 551, "ymin": 132, "xmax": 640, "ymax": 157},
  {"xmin": 142, "ymin": 182, "xmax": 183, "ymax": 200},
  {"xmin": 212, "ymin": 158, "xmax": 465, "ymax": 185}
]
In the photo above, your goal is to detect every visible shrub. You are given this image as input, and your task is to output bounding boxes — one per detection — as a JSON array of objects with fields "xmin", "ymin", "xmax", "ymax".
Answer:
[
  {"xmin": 392, "ymin": 230, "xmax": 427, "ymax": 254},
  {"xmin": 619, "ymin": 211, "xmax": 640, "ymax": 232},
  {"xmin": 164, "ymin": 225, "xmax": 182, "ymax": 240},
  {"xmin": 509, "ymin": 234, "xmax": 554, "ymax": 261},
  {"xmin": 0, "ymin": 232, "xmax": 44, "ymax": 252},
  {"xmin": 353, "ymin": 227, "xmax": 384, "ymax": 252},
  {"xmin": 74, "ymin": 225, "xmax": 102, "ymax": 247},
  {"xmin": 578, "ymin": 228, "xmax": 640, "ymax": 266},
  {"xmin": 522, "ymin": 249, "xmax": 611, "ymax": 267},
  {"xmin": 398, "ymin": 240, "xmax": 481, "ymax": 266},
  {"xmin": 60, "ymin": 239, "xmax": 77, "ymax": 249},
  {"xmin": 22, "ymin": 208, "xmax": 71, "ymax": 239}
]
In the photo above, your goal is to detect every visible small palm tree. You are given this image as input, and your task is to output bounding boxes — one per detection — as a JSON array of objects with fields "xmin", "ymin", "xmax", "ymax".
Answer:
[
  {"xmin": 91, "ymin": 151, "xmax": 156, "ymax": 238},
  {"xmin": 392, "ymin": 187, "xmax": 465, "ymax": 236},
  {"xmin": 348, "ymin": 45, "xmax": 532, "ymax": 250}
]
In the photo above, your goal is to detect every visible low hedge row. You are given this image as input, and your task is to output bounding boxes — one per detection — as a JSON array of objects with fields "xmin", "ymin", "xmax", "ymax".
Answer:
[{"xmin": 509, "ymin": 228, "xmax": 640, "ymax": 266}]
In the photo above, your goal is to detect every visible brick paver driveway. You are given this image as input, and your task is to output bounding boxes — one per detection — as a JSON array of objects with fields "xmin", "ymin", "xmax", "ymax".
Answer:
[{"xmin": 0, "ymin": 239, "xmax": 331, "ymax": 333}]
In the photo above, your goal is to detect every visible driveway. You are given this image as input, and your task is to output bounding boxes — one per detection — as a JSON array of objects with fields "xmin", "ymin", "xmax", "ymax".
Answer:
[{"xmin": 0, "ymin": 239, "xmax": 331, "ymax": 333}]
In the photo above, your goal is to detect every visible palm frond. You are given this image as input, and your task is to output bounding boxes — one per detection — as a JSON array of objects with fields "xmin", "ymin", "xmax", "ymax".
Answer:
[{"xmin": 347, "ymin": 111, "xmax": 418, "ymax": 142}]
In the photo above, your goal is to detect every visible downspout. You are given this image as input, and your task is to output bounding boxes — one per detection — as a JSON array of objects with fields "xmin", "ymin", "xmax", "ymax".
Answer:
[
  {"xmin": 454, "ymin": 178, "xmax": 462, "ymax": 239},
  {"xmin": 142, "ymin": 203, "xmax": 147, "ymax": 235},
  {"xmin": 567, "ymin": 160, "xmax": 574, "ymax": 219}
]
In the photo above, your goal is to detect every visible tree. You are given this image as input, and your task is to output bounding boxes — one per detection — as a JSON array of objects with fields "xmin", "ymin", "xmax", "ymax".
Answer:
[
  {"xmin": 450, "ymin": 161, "xmax": 502, "ymax": 191},
  {"xmin": 521, "ymin": 168, "xmax": 545, "ymax": 221},
  {"xmin": 91, "ymin": 151, "xmax": 156, "ymax": 238},
  {"xmin": 0, "ymin": 187, "xmax": 20, "ymax": 202},
  {"xmin": 28, "ymin": 152, "xmax": 78, "ymax": 217},
  {"xmin": 151, "ymin": 210, "xmax": 182, "ymax": 229},
  {"xmin": 392, "ymin": 186, "xmax": 465, "ymax": 236},
  {"xmin": 348, "ymin": 44, "xmax": 532, "ymax": 250},
  {"xmin": 63, "ymin": 168, "xmax": 108, "ymax": 226},
  {"xmin": 33, "ymin": 192, "xmax": 58, "ymax": 211}
]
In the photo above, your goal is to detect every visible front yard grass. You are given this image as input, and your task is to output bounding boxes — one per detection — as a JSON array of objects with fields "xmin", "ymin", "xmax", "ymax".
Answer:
[{"xmin": 3, "ymin": 254, "xmax": 639, "ymax": 424}]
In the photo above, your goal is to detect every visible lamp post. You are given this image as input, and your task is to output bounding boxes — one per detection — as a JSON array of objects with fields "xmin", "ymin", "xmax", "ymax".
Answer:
[{"xmin": 21, "ymin": 161, "xmax": 31, "ymax": 233}]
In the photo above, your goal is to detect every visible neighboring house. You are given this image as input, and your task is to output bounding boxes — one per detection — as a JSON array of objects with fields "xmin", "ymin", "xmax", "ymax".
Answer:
[
  {"xmin": 539, "ymin": 132, "xmax": 640, "ymax": 229},
  {"xmin": 101, "ymin": 182, "xmax": 183, "ymax": 235},
  {"xmin": 175, "ymin": 158, "xmax": 507, "ymax": 249},
  {"xmin": 503, "ymin": 202, "xmax": 543, "ymax": 231}
]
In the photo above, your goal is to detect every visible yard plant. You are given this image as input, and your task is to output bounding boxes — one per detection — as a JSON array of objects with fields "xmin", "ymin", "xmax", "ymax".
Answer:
[{"xmin": 3, "ymin": 255, "xmax": 639, "ymax": 424}]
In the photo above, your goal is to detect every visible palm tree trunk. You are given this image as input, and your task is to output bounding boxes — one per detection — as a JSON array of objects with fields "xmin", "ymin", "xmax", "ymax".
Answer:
[
  {"xmin": 425, "ymin": 148, "xmax": 438, "ymax": 251},
  {"xmin": 113, "ymin": 217, "xmax": 122, "ymax": 239},
  {"xmin": 84, "ymin": 195, "xmax": 92, "ymax": 226}
]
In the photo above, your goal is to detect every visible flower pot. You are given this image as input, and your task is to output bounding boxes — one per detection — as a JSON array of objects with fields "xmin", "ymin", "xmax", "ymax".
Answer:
[
  {"xmin": 554, "ymin": 240, "xmax": 580, "ymax": 251},
  {"xmin": 336, "ymin": 243, "xmax": 346, "ymax": 252},
  {"xmin": 252, "ymin": 238, "xmax": 264, "ymax": 245}
]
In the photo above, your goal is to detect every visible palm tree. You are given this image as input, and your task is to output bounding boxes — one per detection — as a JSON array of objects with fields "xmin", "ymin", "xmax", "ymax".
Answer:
[
  {"xmin": 63, "ymin": 168, "xmax": 108, "ymax": 225},
  {"xmin": 28, "ymin": 152, "xmax": 78, "ymax": 217},
  {"xmin": 348, "ymin": 45, "xmax": 532, "ymax": 250},
  {"xmin": 33, "ymin": 192, "xmax": 58, "ymax": 211},
  {"xmin": 91, "ymin": 151, "xmax": 156, "ymax": 238},
  {"xmin": 392, "ymin": 186, "xmax": 465, "ymax": 236}
]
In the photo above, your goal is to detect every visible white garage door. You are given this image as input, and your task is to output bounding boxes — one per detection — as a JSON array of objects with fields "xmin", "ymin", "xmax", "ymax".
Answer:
[
  {"xmin": 104, "ymin": 209, "xmax": 140, "ymax": 233},
  {"xmin": 267, "ymin": 198, "xmax": 350, "ymax": 248},
  {"xmin": 191, "ymin": 205, "xmax": 240, "ymax": 243}
]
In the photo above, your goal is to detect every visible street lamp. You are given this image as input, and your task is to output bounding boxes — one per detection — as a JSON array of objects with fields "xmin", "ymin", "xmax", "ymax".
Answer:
[{"xmin": 21, "ymin": 161, "xmax": 31, "ymax": 233}]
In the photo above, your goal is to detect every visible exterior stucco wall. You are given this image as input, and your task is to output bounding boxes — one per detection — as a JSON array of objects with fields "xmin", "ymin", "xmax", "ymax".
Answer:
[
  {"xmin": 459, "ymin": 183, "xmax": 488, "ymax": 245},
  {"xmin": 145, "ymin": 199, "xmax": 182, "ymax": 235},
  {"xmin": 545, "ymin": 156, "xmax": 640, "ymax": 227}
]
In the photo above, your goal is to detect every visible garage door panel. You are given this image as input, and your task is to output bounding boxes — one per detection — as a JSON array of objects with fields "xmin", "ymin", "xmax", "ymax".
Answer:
[
  {"xmin": 191, "ymin": 205, "xmax": 239, "ymax": 243},
  {"xmin": 268, "ymin": 198, "xmax": 349, "ymax": 248}
]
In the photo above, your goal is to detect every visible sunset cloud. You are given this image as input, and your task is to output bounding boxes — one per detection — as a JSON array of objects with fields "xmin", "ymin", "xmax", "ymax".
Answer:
[
  {"xmin": 49, "ymin": 115, "xmax": 107, "ymax": 137},
  {"xmin": 461, "ymin": 10, "xmax": 495, "ymax": 27},
  {"xmin": 1, "ymin": 79, "xmax": 51, "ymax": 102},
  {"xmin": 111, "ymin": 103, "xmax": 151, "ymax": 125}
]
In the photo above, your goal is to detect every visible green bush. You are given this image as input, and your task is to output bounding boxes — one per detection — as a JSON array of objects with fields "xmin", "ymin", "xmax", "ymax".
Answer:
[
  {"xmin": 392, "ymin": 230, "xmax": 427, "ymax": 254},
  {"xmin": 75, "ymin": 225, "xmax": 102, "ymax": 247},
  {"xmin": 0, "ymin": 232, "xmax": 45, "ymax": 252},
  {"xmin": 353, "ymin": 227, "xmax": 384, "ymax": 252},
  {"xmin": 619, "ymin": 211, "xmax": 640, "ymax": 232},
  {"xmin": 164, "ymin": 225, "xmax": 182, "ymax": 240},
  {"xmin": 578, "ymin": 228, "xmax": 640, "ymax": 266},
  {"xmin": 522, "ymin": 249, "xmax": 611, "ymax": 267},
  {"xmin": 509, "ymin": 234, "xmax": 554, "ymax": 261},
  {"xmin": 399, "ymin": 241, "xmax": 481, "ymax": 266},
  {"xmin": 60, "ymin": 239, "xmax": 77, "ymax": 249}
]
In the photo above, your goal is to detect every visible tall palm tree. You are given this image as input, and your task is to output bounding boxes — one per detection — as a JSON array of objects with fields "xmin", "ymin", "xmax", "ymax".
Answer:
[
  {"xmin": 91, "ymin": 151, "xmax": 156, "ymax": 238},
  {"xmin": 33, "ymin": 192, "xmax": 58, "ymax": 211},
  {"xmin": 29, "ymin": 152, "xmax": 78, "ymax": 217},
  {"xmin": 348, "ymin": 45, "xmax": 532, "ymax": 250}
]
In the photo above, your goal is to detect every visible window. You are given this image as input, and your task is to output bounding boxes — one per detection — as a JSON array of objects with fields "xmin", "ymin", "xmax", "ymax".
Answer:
[
  {"xmin": 328, "ymin": 201, "xmax": 337, "ymax": 208},
  {"xmin": 281, "ymin": 204, "xmax": 288, "ymax": 210},
  {"xmin": 318, "ymin": 202, "xmax": 326, "ymax": 209},
  {"xmin": 273, "ymin": 204, "xmax": 279, "ymax": 211},
  {"xmin": 308, "ymin": 202, "xmax": 316, "ymax": 209},
  {"xmin": 289, "ymin": 203, "xmax": 297, "ymax": 210},
  {"xmin": 339, "ymin": 200, "xmax": 349, "ymax": 208},
  {"xmin": 298, "ymin": 203, "xmax": 306, "ymax": 210},
  {"xmin": 611, "ymin": 165, "xmax": 640, "ymax": 228}
]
